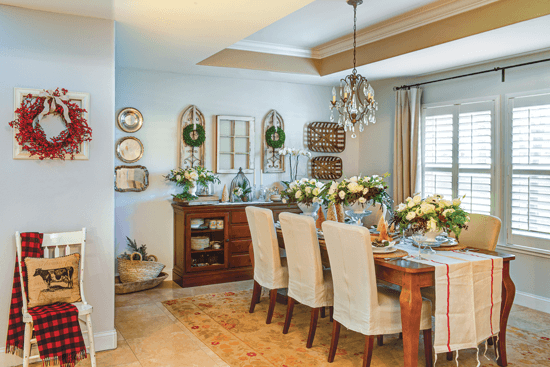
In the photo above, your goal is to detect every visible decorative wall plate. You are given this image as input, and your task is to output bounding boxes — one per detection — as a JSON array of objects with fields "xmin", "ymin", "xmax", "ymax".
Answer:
[
  {"xmin": 115, "ymin": 165, "xmax": 149, "ymax": 192},
  {"xmin": 117, "ymin": 107, "xmax": 143, "ymax": 133},
  {"xmin": 311, "ymin": 156, "xmax": 343, "ymax": 180},
  {"xmin": 179, "ymin": 105, "xmax": 205, "ymax": 169},
  {"xmin": 262, "ymin": 109, "xmax": 285, "ymax": 173},
  {"xmin": 116, "ymin": 136, "xmax": 144, "ymax": 163},
  {"xmin": 307, "ymin": 122, "xmax": 346, "ymax": 153}
]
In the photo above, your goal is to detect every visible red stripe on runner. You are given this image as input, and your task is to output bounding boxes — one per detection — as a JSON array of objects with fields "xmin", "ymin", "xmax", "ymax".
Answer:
[{"xmin": 490, "ymin": 258, "xmax": 494, "ymax": 336}]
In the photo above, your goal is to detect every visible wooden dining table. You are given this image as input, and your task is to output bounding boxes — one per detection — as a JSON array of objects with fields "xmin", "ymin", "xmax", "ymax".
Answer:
[{"xmin": 265, "ymin": 228, "xmax": 516, "ymax": 367}]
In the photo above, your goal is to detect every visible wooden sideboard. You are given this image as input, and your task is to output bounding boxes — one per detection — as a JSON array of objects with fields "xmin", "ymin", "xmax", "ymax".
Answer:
[{"xmin": 172, "ymin": 201, "xmax": 300, "ymax": 288}]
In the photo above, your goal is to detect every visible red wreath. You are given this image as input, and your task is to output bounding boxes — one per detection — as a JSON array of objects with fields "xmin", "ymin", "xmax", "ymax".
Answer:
[{"xmin": 9, "ymin": 88, "xmax": 92, "ymax": 160}]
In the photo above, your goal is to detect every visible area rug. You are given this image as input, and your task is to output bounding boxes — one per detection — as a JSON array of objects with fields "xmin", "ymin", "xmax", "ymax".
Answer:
[{"xmin": 162, "ymin": 290, "xmax": 550, "ymax": 366}]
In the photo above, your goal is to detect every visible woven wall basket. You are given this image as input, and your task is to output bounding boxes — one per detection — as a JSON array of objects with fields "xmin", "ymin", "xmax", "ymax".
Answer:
[{"xmin": 118, "ymin": 252, "xmax": 165, "ymax": 283}]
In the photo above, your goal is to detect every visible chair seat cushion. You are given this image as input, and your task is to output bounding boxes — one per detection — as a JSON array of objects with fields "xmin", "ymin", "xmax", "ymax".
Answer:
[{"xmin": 23, "ymin": 302, "xmax": 93, "ymax": 323}]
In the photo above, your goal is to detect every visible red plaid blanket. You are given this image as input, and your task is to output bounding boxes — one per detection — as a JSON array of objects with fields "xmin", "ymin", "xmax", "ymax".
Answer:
[{"xmin": 6, "ymin": 232, "xmax": 87, "ymax": 367}]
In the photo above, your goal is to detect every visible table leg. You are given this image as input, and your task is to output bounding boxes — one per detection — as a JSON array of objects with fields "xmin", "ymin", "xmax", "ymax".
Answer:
[
  {"xmin": 497, "ymin": 261, "xmax": 515, "ymax": 367},
  {"xmin": 400, "ymin": 273, "xmax": 423, "ymax": 367}
]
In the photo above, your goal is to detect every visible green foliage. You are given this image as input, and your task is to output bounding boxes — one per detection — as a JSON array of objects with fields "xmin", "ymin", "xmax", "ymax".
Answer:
[
  {"xmin": 182, "ymin": 124, "xmax": 206, "ymax": 147},
  {"xmin": 265, "ymin": 126, "xmax": 286, "ymax": 149},
  {"xmin": 118, "ymin": 237, "xmax": 148, "ymax": 261}
]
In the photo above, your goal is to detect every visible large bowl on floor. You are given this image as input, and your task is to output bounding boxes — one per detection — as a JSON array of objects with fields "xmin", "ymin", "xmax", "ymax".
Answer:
[{"xmin": 115, "ymin": 272, "xmax": 168, "ymax": 294}]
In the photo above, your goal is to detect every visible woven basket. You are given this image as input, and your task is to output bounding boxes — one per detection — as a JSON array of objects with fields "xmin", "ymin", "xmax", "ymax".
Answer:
[{"xmin": 118, "ymin": 252, "xmax": 165, "ymax": 283}]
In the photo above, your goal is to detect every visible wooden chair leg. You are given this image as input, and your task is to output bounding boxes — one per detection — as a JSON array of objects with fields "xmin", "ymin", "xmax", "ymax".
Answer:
[
  {"xmin": 86, "ymin": 314, "xmax": 97, "ymax": 367},
  {"xmin": 282, "ymin": 297, "xmax": 295, "ymax": 334},
  {"xmin": 23, "ymin": 322, "xmax": 32, "ymax": 367},
  {"xmin": 488, "ymin": 336, "xmax": 494, "ymax": 346},
  {"xmin": 329, "ymin": 306, "xmax": 333, "ymax": 322},
  {"xmin": 328, "ymin": 320, "xmax": 341, "ymax": 363},
  {"xmin": 423, "ymin": 329, "xmax": 433, "ymax": 367},
  {"xmin": 306, "ymin": 308, "xmax": 320, "ymax": 348},
  {"xmin": 377, "ymin": 335, "xmax": 383, "ymax": 346},
  {"xmin": 320, "ymin": 307, "xmax": 326, "ymax": 318},
  {"xmin": 249, "ymin": 280, "xmax": 262, "ymax": 313},
  {"xmin": 266, "ymin": 289, "xmax": 278, "ymax": 324},
  {"xmin": 362, "ymin": 335, "xmax": 375, "ymax": 367},
  {"xmin": 399, "ymin": 332, "xmax": 403, "ymax": 339},
  {"xmin": 447, "ymin": 351, "xmax": 453, "ymax": 360}
]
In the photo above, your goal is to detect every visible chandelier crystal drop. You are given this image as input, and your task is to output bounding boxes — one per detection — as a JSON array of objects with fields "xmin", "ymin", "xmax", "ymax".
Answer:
[{"xmin": 329, "ymin": 0, "xmax": 377, "ymax": 138}]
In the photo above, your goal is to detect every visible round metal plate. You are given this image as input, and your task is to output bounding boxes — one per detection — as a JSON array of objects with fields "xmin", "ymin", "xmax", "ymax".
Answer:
[
  {"xmin": 117, "ymin": 107, "xmax": 143, "ymax": 133},
  {"xmin": 116, "ymin": 136, "xmax": 144, "ymax": 163}
]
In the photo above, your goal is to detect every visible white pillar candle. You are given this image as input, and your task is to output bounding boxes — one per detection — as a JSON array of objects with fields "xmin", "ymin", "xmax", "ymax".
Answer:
[
  {"xmin": 260, "ymin": 169, "xmax": 263, "ymax": 186},
  {"xmin": 253, "ymin": 167, "xmax": 257, "ymax": 186}
]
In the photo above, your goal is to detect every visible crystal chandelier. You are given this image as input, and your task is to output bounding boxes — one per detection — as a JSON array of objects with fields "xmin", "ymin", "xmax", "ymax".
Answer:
[{"xmin": 329, "ymin": 0, "xmax": 377, "ymax": 138}]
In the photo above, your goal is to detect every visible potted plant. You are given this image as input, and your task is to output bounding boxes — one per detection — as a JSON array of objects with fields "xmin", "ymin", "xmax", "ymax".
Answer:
[
  {"xmin": 392, "ymin": 194, "xmax": 470, "ymax": 240},
  {"xmin": 117, "ymin": 237, "xmax": 165, "ymax": 283},
  {"xmin": 165, "ymin": 166, "xmax": 220, "ymax": 201},
  {"xmin": 281, "ymin": 178, "xmax": 324, "ymax": 216},
  {"xmin": 232, "ymin": 180, "xmax": 252, "ymax": 202}
]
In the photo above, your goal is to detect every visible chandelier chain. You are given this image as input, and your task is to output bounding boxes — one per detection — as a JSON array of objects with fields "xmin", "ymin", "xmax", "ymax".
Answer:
[{"xmin": 353, "ymin": 3, "xmax": 357, "ymax": 71}]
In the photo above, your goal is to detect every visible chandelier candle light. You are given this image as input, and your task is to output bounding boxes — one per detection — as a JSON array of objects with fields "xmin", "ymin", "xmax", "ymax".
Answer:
[{"xmin": 330, "ymin": 0, "xmax": 378, "ymax": 138}]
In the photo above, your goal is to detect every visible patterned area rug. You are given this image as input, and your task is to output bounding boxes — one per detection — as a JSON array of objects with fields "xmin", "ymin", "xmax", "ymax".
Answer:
[{"xmin": 162, "ymin": 290, "xmax": 550, "ymax": 367}]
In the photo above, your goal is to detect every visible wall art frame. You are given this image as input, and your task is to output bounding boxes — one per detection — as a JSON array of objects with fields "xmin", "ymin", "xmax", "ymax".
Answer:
[
  {"xmin": 12, "ymin": 88, "xmax": 90, "ymax": 160},
  {"xmin": 179, "ymin": 105, "xmax": 205, "ymax": 169},
  {"xmin": 306, "ymin": 121, "xmax": 346, "ymax": 153},
  {"xmin": 262, "ymin": 109, "xmax": 285, "ymax": 173}
]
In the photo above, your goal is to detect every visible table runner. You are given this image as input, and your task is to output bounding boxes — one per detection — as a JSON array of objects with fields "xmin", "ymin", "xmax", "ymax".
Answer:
[{"xmin": 399, "ymin": 242, "xmax": 502, "ymax": 364}]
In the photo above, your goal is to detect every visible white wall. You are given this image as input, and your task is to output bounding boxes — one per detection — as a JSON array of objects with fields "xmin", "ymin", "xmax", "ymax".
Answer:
[
  {"xmin": 0, "ymin": 5, "xmax": 115, "ymax": 363},
  {"xmin": 358, "ymin": 50, "xmax": 550, "ymax": 308},
  {"xmin": 115, "ymin": 68, "xmax": 359, "ymax": 274}
]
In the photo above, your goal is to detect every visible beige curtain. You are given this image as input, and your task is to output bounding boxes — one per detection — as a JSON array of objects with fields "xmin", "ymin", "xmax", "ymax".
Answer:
[{"xmin": 393, "ymin": 88, "xmax": 422, "ymax": 205}]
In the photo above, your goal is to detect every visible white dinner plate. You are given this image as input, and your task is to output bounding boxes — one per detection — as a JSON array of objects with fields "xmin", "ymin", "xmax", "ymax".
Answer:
[{"xmin": 372, "ymin": 246, "xmax": 398, "ymax": 254}]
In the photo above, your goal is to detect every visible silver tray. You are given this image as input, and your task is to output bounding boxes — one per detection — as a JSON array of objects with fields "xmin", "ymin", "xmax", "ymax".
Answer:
[{"xmin": 117, "ymin": 107, "xmax": 143, "ymax": 133}]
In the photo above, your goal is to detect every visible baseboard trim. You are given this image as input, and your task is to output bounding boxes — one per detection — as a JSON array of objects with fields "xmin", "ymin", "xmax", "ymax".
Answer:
[{"xmin": 514, "ymin": 291, "xmax": 550, "ymax": 314}]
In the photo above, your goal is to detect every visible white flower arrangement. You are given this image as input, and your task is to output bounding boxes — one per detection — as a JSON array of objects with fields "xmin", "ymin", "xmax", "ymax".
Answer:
[
  {"xmin": 165, "ymin": 166, "xmax": 220, "ymax": 201},
  {"xmin": 278, "ymin": 147, "xmax": 312, "ymax": 181},
  {"xmin": 324, "ymin": 173, "xmax": 390, "ymax": 207},
  {"xmin": 393, "ymin": 194, "xmax": 470, "ymax": 238},
  {"xmin": 281, "ymin": 178, "xmax": 324, "ymax": 205}
]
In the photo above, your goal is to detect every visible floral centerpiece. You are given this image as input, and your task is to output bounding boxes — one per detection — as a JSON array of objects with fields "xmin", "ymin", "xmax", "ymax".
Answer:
[
  {"xmin": 392, "ymin": 194, "xmax": 470, "ymax": 239},
  {"xmin": 165, "ymin": 166, "xmax": 220, "ymax": 201},
  {"xmin": 278, "ymin": 147, "xmax": 312, "ymax": 181},
  {"xmin": 281, "ymin": 178, "xmax": 324, "ymax": 216},
  {"xmin": 324, "ymin": 174, "xmax": 392, "ymax": 213},
  {"xmin": 232, "ymin": 180, "xmax": 252, "ymax": 202}
]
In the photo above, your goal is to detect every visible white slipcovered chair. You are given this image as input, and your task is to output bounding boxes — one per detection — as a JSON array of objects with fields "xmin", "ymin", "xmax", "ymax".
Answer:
[
  {"xmin": 279, "ymin": 212, "xmax": 333, "ymax": 348},
  {"xmin": 15, "ymin": 228, "xmax": 96, "ymax": 367},
  {"xmin": 321, "ymin": 221, "xmax": 433, "ymax": 367},
  {"xmin": 451, "ymin": 213, "xmax": 501, "ymax": 251},
  {"xmin": 361, "ymin": 202, "xmax": 387, "ymax": 228},
  {"xmin": 246, "ymin": 206, "xmax": 289, "ymax": 324}
]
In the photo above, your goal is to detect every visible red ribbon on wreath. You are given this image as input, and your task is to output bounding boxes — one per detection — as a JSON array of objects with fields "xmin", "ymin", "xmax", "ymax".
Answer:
[{"xmin": 9, "ymin": 88, "xmax": 92, "ymax": 160}]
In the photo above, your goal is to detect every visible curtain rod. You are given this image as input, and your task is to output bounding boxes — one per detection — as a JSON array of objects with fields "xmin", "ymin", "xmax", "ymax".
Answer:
[{"xmin": 393, "ymin": 57, "xmax": 550, "ymax": 91}]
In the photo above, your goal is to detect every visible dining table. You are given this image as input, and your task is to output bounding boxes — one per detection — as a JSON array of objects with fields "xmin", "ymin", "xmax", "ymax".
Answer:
[{"xmin": 255, "ymin": 227, "xmax": 517, "ymax": 367}]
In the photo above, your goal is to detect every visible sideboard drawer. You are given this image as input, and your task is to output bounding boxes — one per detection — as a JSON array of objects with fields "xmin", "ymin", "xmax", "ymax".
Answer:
[
  {"xmin": 229, "ymin": 253, "xmax": 252, "ymax": 268},
  {"xmin": 230, "ymin": 239, "xmax": 251, "ymax": 254},
  {"xmin": 230, "ymin": 224, "xmax": 251, "ymax": 239},
  {"xmin": 231, "ymin": 211, "xmax": 248, "ymax": 224}
]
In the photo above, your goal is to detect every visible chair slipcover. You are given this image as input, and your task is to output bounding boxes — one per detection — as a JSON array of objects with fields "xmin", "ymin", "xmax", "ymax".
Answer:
[
  {"xmin": 246, "ymin": 206, "xmax": 288, "ymax": 290},
  {"xmin": 322, "ymin": 221, "xmax": 431, "ymax": 335},
  {"xmin": 279, "ymin": 212, "xmax": 333, "ymax": 308},
  {"xmin": 361, "ymin": 203, "xmax": 387, "ymax": 228},
  {"xmin": 451, "ymin": 213, "xmax": 501, "ymax": 251}
]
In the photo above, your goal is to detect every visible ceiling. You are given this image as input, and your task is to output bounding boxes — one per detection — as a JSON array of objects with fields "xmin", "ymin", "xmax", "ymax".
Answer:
[{"xmin": 2, "ymin": 0, "xmax": 550, "ymax": 86}]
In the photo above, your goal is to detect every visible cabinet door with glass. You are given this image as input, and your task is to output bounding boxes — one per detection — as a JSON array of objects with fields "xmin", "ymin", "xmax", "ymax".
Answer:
[{"xmin": 216, "ymin": 115, "xmax": 255, "ymax": 173}]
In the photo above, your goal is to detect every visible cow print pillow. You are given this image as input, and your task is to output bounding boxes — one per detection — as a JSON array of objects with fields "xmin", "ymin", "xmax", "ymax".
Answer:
[{"xmin": 24, "ymin": 253, "xmax": 82, "ymax": 308}]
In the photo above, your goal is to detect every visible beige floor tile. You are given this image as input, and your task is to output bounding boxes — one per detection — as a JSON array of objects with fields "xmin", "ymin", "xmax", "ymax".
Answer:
[
  {"xmin": 117, "ymin": 329, "xmax": 125, "ymax": 342},
  {"xmin": 116, "ymin": 314, "xmax": 177, "ymax": 340},
  {"xmin": 507, "ymin": 308, "xmax": 550, "ymax": 332},
  {"xmin": 510, "ymin": 303, "xmax": 530, "ymax": 313},
  {"xmin": 136, "ymin": 349, "xmax": 219, "ymax": 367},
  {"xmin": 115, "ymin": 302, "xmax": 167, "ymax": 323},
  {"xmin": 115, "ymin": 292, "xmax": 156, "ymax": 308}
]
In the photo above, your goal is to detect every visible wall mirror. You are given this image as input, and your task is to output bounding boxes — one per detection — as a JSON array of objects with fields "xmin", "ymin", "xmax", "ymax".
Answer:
[
  {"xmin": 116, "ymin": 136, "xmax": 144, "ymax": 163},
  {"xmin": 114, "ymin": 165, "xmax": 149, "ymax": 192},
  {"xmin": 216, "ymin": 115, "xmax": 255, "ymax": 173}
]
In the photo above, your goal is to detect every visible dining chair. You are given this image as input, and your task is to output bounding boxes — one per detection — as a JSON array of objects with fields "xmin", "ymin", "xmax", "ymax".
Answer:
[
  {"xmin": 279, "ymin": 212, "xmax": 334, "ymax": 348},
  {"xmin": 246, "ymin": 206, "xmax": 289, "ymax": 324},
  {"xmin": 321, "ymin": 221, "xmax": 433, "ymax": 367},
  {"xmin": 361, "ymin": 202, "xmax": 387, "ymax": 228},
  {"xmin": 451, "ymin": 213, "xmax": 502, "ymax": 251},
  {"xmin": 15, "ymin": 228, "xmax": 96, "ymax": 367}
]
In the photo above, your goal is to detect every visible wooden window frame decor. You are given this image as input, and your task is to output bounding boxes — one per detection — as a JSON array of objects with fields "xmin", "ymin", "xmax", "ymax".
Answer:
[
  {"xmin": 262, "ymin": 109, "xmax": 285, "ymax": 173},
  {"xmin": 179, "ymin": 105, "xmax": 206, "ymax": 169},
  {"xmin": 12, "ymin": 88, "xmax": 90, "ymax": 160},
  {"xmin": 311, "ymin": 156, "xmax": 343, "ymax": 180},
  {"xmin": 306, "ymin": 122, "xmax": 346, "ymax": 153},
  {"xmin": 215, "ymin": 115, "xmax": 255, "ymax": 174}
]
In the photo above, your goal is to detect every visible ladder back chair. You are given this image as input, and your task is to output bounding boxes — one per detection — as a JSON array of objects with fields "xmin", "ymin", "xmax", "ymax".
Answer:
[{"xmin": 15, "ymin": 228, "xmax": 96, "ymax": 367}]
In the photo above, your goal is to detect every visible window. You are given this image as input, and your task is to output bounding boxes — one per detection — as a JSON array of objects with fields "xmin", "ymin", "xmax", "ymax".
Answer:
[
  {"xmin": 506, "ymin": 92, "xmax": 550, "ymax": 250},
  {"xmin": 421, "ymin": 99, "xmax": 496, "ymax": 216}
]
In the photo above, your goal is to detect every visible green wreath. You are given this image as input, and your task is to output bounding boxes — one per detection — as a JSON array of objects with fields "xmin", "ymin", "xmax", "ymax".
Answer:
[
  {"xmin": 183, "ymin": 124, "xmax": 206, "ymax": 147},
  {"xmin": 265, "ymin": 126, "xmax": 285, "ymax": 149}
]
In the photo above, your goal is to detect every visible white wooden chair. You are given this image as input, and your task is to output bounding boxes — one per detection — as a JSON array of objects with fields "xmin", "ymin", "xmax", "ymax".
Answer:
[{"xmin": 15, "ymin": 228, "xmax": 96, "ymax": 367}]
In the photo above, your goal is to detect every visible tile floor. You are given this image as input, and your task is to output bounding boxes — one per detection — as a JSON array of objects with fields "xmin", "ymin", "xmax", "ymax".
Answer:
[{"xmin": 6, "ymin": 279, "xmax": 550, "ymax": 367}]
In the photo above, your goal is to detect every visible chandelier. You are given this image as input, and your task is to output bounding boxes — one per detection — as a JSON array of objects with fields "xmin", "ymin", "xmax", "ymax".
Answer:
[{"xmin": 329, "ymin": 0, "xmax": 377, "ymax": 138}]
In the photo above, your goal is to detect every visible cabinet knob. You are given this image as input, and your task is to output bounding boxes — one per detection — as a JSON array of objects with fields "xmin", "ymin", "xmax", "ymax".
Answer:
[{"xmin": 225, "ymin": 239, "xmax": 229, "ymax": 242}]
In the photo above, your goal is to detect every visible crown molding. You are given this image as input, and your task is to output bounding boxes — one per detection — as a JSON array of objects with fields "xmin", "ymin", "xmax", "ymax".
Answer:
[
  {"xmin": 227, "ymin": 40, "xmax": 317, "ymax": 59},
  {"xmin": 313, "ymin": 0, "xmax": 499, "ymax": 58}
]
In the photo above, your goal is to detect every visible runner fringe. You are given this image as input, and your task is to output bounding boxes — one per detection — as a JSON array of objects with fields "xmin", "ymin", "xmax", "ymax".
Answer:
[
  {"xmin": 6, "ymin": 344, "xmax": 24, "ymax": 358},
  {"xmin": 455, "ymin": 349, "xmax": 459, "ymax": 367},
  {"xmin": 476, "ymin": 346, "xmax": 481, "ymax": 367}
]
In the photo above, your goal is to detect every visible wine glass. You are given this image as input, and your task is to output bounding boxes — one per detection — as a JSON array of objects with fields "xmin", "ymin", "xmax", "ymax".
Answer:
[{"xmin": 411, "ymin": 232, "xmax": 428, "ymax": 260}]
